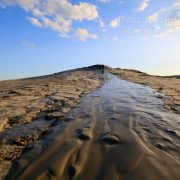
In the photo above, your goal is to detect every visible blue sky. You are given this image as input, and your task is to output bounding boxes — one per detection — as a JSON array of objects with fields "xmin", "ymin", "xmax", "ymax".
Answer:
[{"xmin": 0, "ymin": 0, "xmax": 180, "ymax": 80}]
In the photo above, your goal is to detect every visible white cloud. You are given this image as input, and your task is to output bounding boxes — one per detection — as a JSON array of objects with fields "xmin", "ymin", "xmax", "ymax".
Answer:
[
  {"xmin": 137, "ymin": 0, "xmax": 149, "ymax": 12},
  {"xmin": 109, "ymin": 18, "xmax": 119, "ymax": 28},
  {"xmin": 42, "ymin": 17, "xmax": 72, "ymax": 35},
  {"xmin": 27, "ymin": 17, "xmax": 42, "ymax": 27},
  {"xmin": 0, "ymin": 0, "xmax": 99, "ymax": 41},
  {"xmin": 148, "ymin": 7, "xmax": 168, "ymax": 22},
  {"xmin": 0, "ymin": 0, "xmax": 38, "ymax": 9},
  {"xmin": 21, "ymin": 40, "xmax": 35, "ymax": 49},
  {"xmin": 42, "ymin": 1, "xmax": 98, "ymax": 21},
  {"xmin": 148, "ymin": 13, "xmax": 158, "ymax": 22},
  {"xmin": 148, "ymin": 0, "xmax": 180, "ymax": 38},
  {"xmin": 173, "ymin": 0, "xmax": 180, "ymax": 7},
  {"xmin": 75, "ymin": 28, "xmax": 98, "ymax": 42},
  {"xmin": 99, "ymin": 18, "xmax": 104, "ymax": 28},
  {"xmin": 97, "ymin": 0, "xmax": 111, "ymax": 3}
]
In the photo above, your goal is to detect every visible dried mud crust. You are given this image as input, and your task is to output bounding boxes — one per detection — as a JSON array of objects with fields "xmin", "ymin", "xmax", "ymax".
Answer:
[{"xmin": 0, "ymin": 69, "xmax": 102, "ymax": 178}]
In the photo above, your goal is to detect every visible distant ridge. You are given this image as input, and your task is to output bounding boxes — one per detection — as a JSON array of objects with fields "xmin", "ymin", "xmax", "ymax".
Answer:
[{"xmin": 0, "ymin": 64, "xmax": 179, "ymax": 82}]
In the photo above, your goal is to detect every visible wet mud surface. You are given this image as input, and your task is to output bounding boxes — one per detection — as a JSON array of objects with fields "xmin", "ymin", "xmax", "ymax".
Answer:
[
  {"xmin": 5, "ymin": 73, "xmax": 180, "ymax": 180},
  {"xmin": 110, "ymin": 68, "xmax": 180, "ymax": 114}
]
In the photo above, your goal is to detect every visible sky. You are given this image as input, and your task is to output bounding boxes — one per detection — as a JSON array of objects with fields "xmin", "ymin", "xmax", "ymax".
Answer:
[{"xmin": 0, "ymin": 0, "xmax": 180, "ymax": 80}]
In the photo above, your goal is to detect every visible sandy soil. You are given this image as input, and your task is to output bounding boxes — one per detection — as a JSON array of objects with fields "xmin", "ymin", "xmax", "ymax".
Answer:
[{"xmin": 0, "ymin": 65, "xmax": 179, "ymax": 179}]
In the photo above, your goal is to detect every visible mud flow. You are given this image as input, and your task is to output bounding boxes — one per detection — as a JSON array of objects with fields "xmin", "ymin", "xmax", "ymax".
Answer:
[{"xmin": 7, "ymin": 73, "xmax": 180, "ymax": 180}]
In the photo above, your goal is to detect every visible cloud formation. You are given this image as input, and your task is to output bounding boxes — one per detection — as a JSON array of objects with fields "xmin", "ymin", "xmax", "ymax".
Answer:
[
  {"xmin": 109, "ymin": 18, "xmax": 119, "ymax": 28},
  {"xmin": 0, "ymin": 0, "xmax": 179, "ymax": 41},
  {"xmin": 137, "ymin": 0, "xmax": 149, "ymax": 12},
  {"xmin": 21, "ymin": 39, "xmax": 35, "ymax": 49},
  {"xmin": 97, "ymin": 0, "xmax": 111, "ymax": 3},
  {"xmin": 0, "ymin": 0, "xmax": 98, "ymax": 41},
  {"xmin": 148, "ymin": 0, "xmax": 180, "ymax": 38},
  {"xmin": 27, "ymin": 17, "xmax": 42, "ymax": 27},
  {"xmin": 75, "ymin": 28, "xmax": 98, "ymax": 42}
]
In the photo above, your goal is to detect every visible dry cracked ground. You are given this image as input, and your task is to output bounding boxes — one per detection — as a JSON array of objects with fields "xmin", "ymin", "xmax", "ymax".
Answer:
[
  {"xmin": 0, "ymin": 67, "xmax": 101, "ymax": 178},
  {"xmin": 0, "ymin": 65, "xmax": 179, "ymax": 180}
]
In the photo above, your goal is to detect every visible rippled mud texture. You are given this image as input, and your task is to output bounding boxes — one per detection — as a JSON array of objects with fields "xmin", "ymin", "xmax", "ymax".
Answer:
[
  {"xmin": 6, "ymin": 73, "xmax": 180, "ymax": 180},
  {"xmin": 110, "ymin": 68, "xmax": 180, "ymax": 114},
  {"xmin": 0, "ymin": 67, "xmax": 101, "ymax": 178}
]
